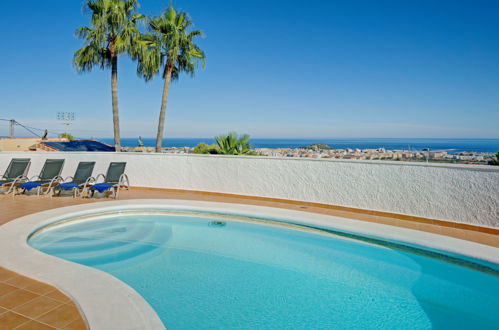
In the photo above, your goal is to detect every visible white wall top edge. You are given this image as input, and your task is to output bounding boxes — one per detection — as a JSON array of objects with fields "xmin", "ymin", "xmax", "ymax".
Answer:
[
  {"xmin": 0, "ymin": 200, "xmax": 498, "ymax": 330},
  {"xmin": 1, "ymin": 151, "xmax": 497, "ymax": 172}
]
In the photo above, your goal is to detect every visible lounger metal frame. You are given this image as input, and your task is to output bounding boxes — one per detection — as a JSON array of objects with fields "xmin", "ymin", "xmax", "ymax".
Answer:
[
  {"xmin": 87, "ymin": 173, "xmax": 130, "ymax": 199},
  {"xmin": 25, "ymin": 174, "xmax": 64, "ymax": 197},
  {"xmin": 15, "ymin": 159, "xmax": 65, "ymax": 197},
  {"xmin": 0, "ymin": 159, "xmax": 31, "ymax": 195},
  {"xmin": 56, "ymin": 175, "xmax": 96, "ymax": 198},
  {"xmin": 54, "ymin": 161, "xmax": 97, "ymax": 198}
]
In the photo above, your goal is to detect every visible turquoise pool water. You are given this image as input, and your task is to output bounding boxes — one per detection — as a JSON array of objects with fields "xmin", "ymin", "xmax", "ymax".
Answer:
[{"xmin": 29, "ymin": 212, "xmax": 499, "ymax": 329}]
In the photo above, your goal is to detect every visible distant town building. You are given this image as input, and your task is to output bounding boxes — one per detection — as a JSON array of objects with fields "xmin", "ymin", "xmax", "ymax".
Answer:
[
  {"xmin": 0, "ymin": 138, "xmax": 68, "ymax": 152},
  {"xmin": 0, "ymin": 138, "xmax": 116, "ymax": 152}
]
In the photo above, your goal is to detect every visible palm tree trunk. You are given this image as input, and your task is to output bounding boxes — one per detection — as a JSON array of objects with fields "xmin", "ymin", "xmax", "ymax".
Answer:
[
  {"xmin": 155, "ymin": 65, "xmax": 173, "ymax": 153},
  {"xmin": 111, "ymin": 52, "xmax": 121, "ymax": 151}
]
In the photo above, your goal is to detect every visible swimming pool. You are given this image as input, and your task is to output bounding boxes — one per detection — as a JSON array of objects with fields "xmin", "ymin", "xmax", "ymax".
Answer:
[{"xmin": 29, "ymin": 210, "xmax": 499, "ymax": 330}]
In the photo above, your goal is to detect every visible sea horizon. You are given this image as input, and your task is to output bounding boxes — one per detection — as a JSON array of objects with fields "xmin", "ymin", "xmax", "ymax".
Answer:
[{"xmin": 96, "ymin": 137, "xmax": 499, "ymax": 153}]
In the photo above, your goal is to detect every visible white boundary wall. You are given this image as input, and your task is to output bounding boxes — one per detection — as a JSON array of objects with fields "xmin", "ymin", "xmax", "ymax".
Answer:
[{"xmin": 1, "ymin": 152, "xmax": 498, "ymax": 228}]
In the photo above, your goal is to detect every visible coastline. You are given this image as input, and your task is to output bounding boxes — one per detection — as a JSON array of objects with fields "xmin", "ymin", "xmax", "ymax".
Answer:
[
  {"xmin": 99, "ymin": 137, "xmax": 499, "ymax": 153},
  {"xmin": 121, "ymin": 145, "xmax": 496, "ymax": 166}
]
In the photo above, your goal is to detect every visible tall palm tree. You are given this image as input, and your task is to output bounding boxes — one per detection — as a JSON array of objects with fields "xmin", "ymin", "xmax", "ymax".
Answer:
[
  {"xmin": 133, "ymin": 7, "xmax": 205, "ymax": 152},
  {"xmin": 74, "ymin": 0, "xmax": 143, "ymax": 151}
]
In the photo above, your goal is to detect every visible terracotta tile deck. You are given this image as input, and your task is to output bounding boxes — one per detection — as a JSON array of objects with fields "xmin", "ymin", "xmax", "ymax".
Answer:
[
  {"xmin": 0, "ymin": 268, "xmax": 85, "ymax": 330},
  {"xmin": 0, "ymin": 187, "xmax": 498, "ymax": 329}
]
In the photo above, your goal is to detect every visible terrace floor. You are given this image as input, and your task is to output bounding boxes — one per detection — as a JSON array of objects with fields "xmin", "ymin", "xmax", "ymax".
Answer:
[{"xmin": 1, "ymin": 187, "xmax": 498, "ymax": 329}]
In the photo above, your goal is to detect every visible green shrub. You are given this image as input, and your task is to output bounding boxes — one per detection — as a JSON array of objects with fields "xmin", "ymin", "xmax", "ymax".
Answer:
[
  {"xmin": 59, "ymin": 132, "xmax": 76, "ymax": 141},
  {"xmin": 489, "ymin": 151, "xmax": 499, "ymax": 166},
  {"xmin": 193, "ymin": 143, "xmax": 219, "ymax": 154}
]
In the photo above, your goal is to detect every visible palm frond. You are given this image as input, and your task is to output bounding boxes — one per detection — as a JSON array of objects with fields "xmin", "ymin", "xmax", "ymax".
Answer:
[
  {"xmin": 74, "ymin": 0, "xmax": 142, "ymax": 73},
  {"xmin": 134, "ymin": 6, "xmax": 205, "ymax": 82},
  {"xmin": 73, "ymin": 44, "xmax": 110, "ymax": 72},
  {"xmin": 215, "ymin": 133, "xmax": 253, "ymax": 155}
]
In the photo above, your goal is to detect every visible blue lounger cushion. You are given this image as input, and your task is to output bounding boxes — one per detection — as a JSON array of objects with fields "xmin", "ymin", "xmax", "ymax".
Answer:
[
  {"xmin": 93, "ymin": 183, "xmax": 113, "ymax": 193},
  {"xmin": 21, "ymin": 182, "xmax": 42, "ymax": 191},
  {"xmin": 59, "ymin": 182, "xmax": 80, "ymax": 190}
]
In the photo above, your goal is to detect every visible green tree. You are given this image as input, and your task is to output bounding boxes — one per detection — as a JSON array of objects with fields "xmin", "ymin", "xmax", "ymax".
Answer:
[
  {"xmin": 133, "ymin": 7, "xmax": 205, "ymax": 152},
  {"xmin": 59, "ymin": 132, "xmax": 76, "ymax": 141},
  {"xmin": 74, "ymin": 0, "xmax": 144, "ymax": 151},
  {"xmin": 215, "ymin": 133, "xmax": 254, "ymax": 155},
  {"xmin": 306, "ymin": 143, "xmax": 332, "ymax": 150}
]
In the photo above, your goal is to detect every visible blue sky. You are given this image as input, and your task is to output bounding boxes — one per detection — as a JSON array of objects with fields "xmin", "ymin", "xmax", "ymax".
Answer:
[{"xmin": 0, "ymin": 0, "xmax": 498, "ymax": 139}]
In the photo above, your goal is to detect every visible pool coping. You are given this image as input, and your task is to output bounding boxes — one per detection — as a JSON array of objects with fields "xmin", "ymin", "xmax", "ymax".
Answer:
[{"xmin": 1, "ymin": 199, "xmax": 498, "ymax": 330}]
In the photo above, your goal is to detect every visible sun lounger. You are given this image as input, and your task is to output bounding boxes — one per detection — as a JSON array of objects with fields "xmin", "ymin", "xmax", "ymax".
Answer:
[
  {"xmin": 53, "ymin": 161, "xmax": 96, "ymax": 197},
  {"xmin": 0, "ymin": 158, "xmax": 31, "ymax": 194},
  {"xmin": 89, "ymin": 162, "xmax": 129, "ymax": 198},
  {"xmin": 18, "ymin": 159, "xmax": 65, "ymax": 196}
]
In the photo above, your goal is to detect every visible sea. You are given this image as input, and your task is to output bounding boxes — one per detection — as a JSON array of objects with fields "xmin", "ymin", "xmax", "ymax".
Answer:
[{"xmin": 98, "ymin": 138, "xmax": 499, "ymax": 154}]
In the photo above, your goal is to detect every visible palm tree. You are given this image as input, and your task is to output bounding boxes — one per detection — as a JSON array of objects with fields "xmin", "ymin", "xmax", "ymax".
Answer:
[
  {"xmin": 215, "ymin": 132, "xmax": 252, "ymax": 155},
  {"xmin": 74, "ymin": 0, "xmax": 143, "ymax": 151},
  {"xmin": 133, "ymin": 7, "xmax": 205, "ymax": 152}
]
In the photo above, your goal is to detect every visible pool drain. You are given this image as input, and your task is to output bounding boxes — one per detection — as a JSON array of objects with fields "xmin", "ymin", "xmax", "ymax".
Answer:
[{"xmin": 209, "ymin": 220, "xmax": 227, "ymax": 227}]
